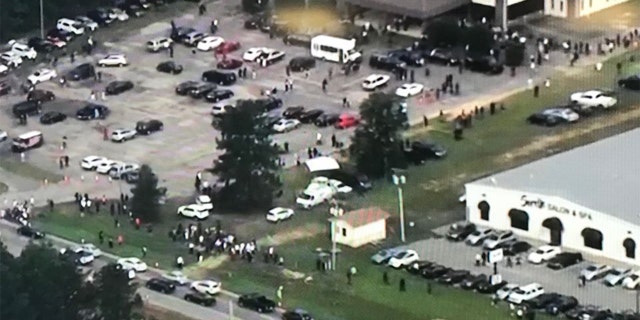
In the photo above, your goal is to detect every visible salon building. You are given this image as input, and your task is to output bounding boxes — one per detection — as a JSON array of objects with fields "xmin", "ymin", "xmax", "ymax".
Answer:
[
  {"xmin": 464, "ymin": 128, "xmax": 640, "ymax": 266},
  {"xmin": 544, "ymin": 0, "xmax": 630, "ymax": 18}
]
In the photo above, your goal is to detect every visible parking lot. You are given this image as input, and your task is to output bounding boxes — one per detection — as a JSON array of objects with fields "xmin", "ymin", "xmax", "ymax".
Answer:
[{"xmin": 395, "ymin": 224, "xmax": 637, "ymax": 312}]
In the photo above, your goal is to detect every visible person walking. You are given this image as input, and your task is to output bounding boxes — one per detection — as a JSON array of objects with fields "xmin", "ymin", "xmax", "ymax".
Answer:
[
  {"xmin": 383, "ymin": 271, "xmax": 389, "ymax": 285},
  {"xmin": 176, "ymin": 256, "xmax": 185, "ymax": 269},
  {"xmin": 399, "ymin": 278, "xmax": 406, "ymax": 292},
  {"xmin": 276, "ymin": 285, "xmax": 284, "ymax": 307},
  {"xmin": 347, "ymin": 269, "xmax": 353, "ymax": 285},
  {"xmin": 142, "ymin": 246, "xmax": 147, "ymax": 257}
]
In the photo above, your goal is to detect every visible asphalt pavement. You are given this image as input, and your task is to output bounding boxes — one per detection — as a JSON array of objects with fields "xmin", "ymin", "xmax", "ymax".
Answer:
[{"xmin": 0, "ymin": 219, "xmax": 280, "ymax": 320}]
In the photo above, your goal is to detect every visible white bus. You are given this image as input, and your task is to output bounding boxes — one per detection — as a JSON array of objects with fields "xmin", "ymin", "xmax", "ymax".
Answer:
[{"xmin": 310, "ymin": 35, "xmax": 362, "ymax": 64}]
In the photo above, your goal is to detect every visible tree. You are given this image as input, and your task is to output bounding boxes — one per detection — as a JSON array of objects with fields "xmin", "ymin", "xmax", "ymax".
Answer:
[
  {"xmin": 211, "ymin": 100, "xmax": 281, "ymax": 211},
  {"xmin": 130, "ymin": 164, "xmax": 162, "ymax": 222},
  {"xmin": 462, "ymin": 25, "xmax": 495, "ymax": 56},
  {"xmin": 423, "ymin": 19, "xmax": 462, "ymax": 48},
  {"xmin": 94, "ymin": 264, "xmax": 138, "ymax": 320},
  {"xmin": 242, "ymin": 0, "xmax": 270, "ymax": 14},
  {"xmin": 350, "ymin": 93, "xmax": 407, "ymax": 179},
  {"xmin": 0, "ymin": 242, "xmax": 94, "ymax": 320}
]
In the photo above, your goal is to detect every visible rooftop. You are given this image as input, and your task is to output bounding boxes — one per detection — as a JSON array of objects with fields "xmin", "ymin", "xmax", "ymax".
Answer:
[
  {"xmin": 344, "ymin": 0, "xmax": 470, "ymax": 19},
  {"xmin": 330, "ymin": 207, "xmax": 391, "ymax": 228},
  {"xmin": 468, "ymin": 128, "xmax": 640, "ymax": 224}
]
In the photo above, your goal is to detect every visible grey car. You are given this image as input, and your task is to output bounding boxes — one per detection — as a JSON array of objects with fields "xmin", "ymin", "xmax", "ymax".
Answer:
[{"xmin": 371, "ymin": 248, "xmax": 400, "ymax": 264}]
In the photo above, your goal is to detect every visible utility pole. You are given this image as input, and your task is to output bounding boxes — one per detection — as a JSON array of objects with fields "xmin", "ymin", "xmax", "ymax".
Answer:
[
  {"xmin": 331, "ymin": 219, "xmax": 337, "ymax": 270},
  {"xmin": 229, "ymin": 299, "xmax": 234, "ymax": 319},
  {"xmin": 392, "ymin": 169, "xmax": 407, "ymax": 243},
  {"xmin": 39, "ymin": 0, "xmax": 45, "ymax": 39}
]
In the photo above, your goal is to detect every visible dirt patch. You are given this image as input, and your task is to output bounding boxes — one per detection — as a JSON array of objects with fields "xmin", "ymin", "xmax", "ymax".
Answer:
[
  {"xmin": 496, "ymin": 105, "xmax": 640, "ymax": 166},
  {"xmin": 258, "ymin": 222, "xmax": 325, "ymax": 247},
  {"xmin": 184, "ymin": 255, "xmax": 229, "ymax": 279}
]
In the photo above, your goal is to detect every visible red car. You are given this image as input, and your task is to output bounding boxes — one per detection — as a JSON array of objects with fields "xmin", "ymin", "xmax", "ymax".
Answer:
[
  {"xmin": 335, "ymin": 113, "xmax": 359, "ymax": 129},
  {"xmin": 215, "ymin": 41, "xmax": 241, "ymax": 55},
  {"xmin": 217, "ymin": 58, "xmax": 243, "ymax": 70}
]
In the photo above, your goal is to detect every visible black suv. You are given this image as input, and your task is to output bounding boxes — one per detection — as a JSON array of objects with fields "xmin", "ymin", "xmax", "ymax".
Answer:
[
  {"xmin": 202, "ymin": 70, "xmax": 237, "ymax": 86},
  {"xmin": 465, "ymin": 55, "xmax": 504, "ymax": 74},
  {"xmin": 238, "ymin": 293, "xmax": 276, "ymax": 313},
  {"xmin": 184, "ymin": 292, "xmax": 216, "ymax": 306},
  {"xmin": 446, "ymin": 222, "xmax": 476, "ymax": 241},
  {"xmin": 17, "ymin": 226, "xmax": 45, "ymax": 239},
  {"xmin": 369, "ymin": 53, "xmax": 406, "ymax": 72},
  {"xmin": 145, "ymin": 278, "xmax": 176, "ymax": 294},
  {"xmin": 105, "ymin": 80, "xmax": 134, "ymax": 95},
  {"xmin": 76, "ymin": 104, "xmax": 109, "ymax": 120},
  {"xmin": 189, "ymin": 83, "xmax": 217, "ymax": 99},
  {"xmin": 27, "ymin": 37, "xmax": 56, "ymax": 53},
  {"xmin": 298, "ymin": 109, "xmax": 324, "ymax": 123},
  {"xmin": 314, "ymin": 113, "xmax": 340, "ymax": 127},
  {"xmin": 283, "ymin": 34, "xmax": 312, "ymax": 47},
  {"xmin": 136, "ymin": 119, "xmax": 163, "ymax": 134},
  {"xmin": 387, "ymin": 48, "xmax": 425, "ymax": 66},
  {"xmin": 13, "ymin": 101, "xmax": 42, "ymax": 117},
  {"xmin": 547, "ymin": 252, "xmax": 583, "ymax": 270},
  {"xmin": 404, "ymin": 141, "xmax": 447, "ymax": 164},
  {"xmin": 619, "ymin": 74, "xmax": 640, "ymax": 90},
  {"xmin": 157, "ymin": 61, "xmax": 183, "ymax": 74},
  {"xmin": 27, "ymin": 89, "xmax": 55, "ymax": 103},
  {"xmin": 175, "ymin": 81, "xmax": 201, "ymax": 95},
  {"xmin": 282, "ymin": 106, "xmax": 305, "ymax": 119},
  {"xmin": 170, "ymin": 27, "xmax": 196, "ymax": 42},
  {"xmin": 68, "ymin": 63, "xmax": 96, "ymax": 81},
  {"xmin": 288, "ymin": 56, "xmax": 316, "ymax": 72},
  {"xmin": 256, "ymin": 97, "xmax": 283, "ymax": 112}
]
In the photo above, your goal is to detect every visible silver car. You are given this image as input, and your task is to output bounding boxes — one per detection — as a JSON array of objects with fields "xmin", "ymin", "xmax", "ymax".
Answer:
[
  {"xmin": 580, "ymin": 264, "xmax": 612, "ymax": 281},
  {"xmin": 371, "ymin": 248, "xmax": 400, "ymax": 264},
  {"xmin": 604, "ymin": 268, "xmax": 634, "ymax": 286},
  {"xmin": 465, "ymin": 228, "xmax": 495, "ymax": 246}
]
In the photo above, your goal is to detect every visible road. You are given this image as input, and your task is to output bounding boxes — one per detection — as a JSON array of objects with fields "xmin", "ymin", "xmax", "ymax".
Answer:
[{"xmin": 0, "ymin": 219, "xmax": 280, "ymax": 320}]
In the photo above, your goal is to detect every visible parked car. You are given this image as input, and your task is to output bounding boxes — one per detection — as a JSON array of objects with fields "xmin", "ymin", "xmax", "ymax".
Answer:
[
  {"xmin": 12, "ymin": 101, "xmax": 41, "ymax": 117},
  {"xmin": 395, "ymin": 83, "xmax": 424, "ymax": 97},
  {"xmin": 283, "ymin": 34, "xmax": 312, "ymax": 47},
  {"xmin": 483, "ymin": 231, "xmax": 516, "ymax": 250},
  {"xmin": 427, "ymin": 48, "xmax": 460, "ymax": 65},
  {"xmin": 117, "ymin": 257, "xmax": 148, "ymax": 272},
  {"xmin": 60, "ymin": 248, "xmax": 95, "ymax": 265},
  {"xmin": 282, "ymin": 309, "xmax": 314, "ymax": 320},
  {"xmin": 476, "ymin": 279, "xmax": 508, "ymax": 294},
  {"xmin": 314, "ymin": 113, "xmax": 340, "ymax": 127},
  {"xmin": 500, "ymin": 241, "xmax": 532, "ymax": 256},
  {"xmin": 136, "ymin": 119, "xmax": 163, "ymax": 134},
  {"xmin": 205, "ymin": 89, "xmax": 234, "ymax": 102},
  {"xmin": 406, "ymin": 261, "xmax": 434, "ymax": 275},
  {"xmin": 67, "ymin": 63, "xmax": 96, "ymax": 80},
  {"xmin": 545, "ymin": 295, "xmax": 578, "ymax": 315},
  {"xmin": 75, "ymin": 16, "xmax": 99, "ymax": 31},
  {"xmin": 527, "ymin": 107, "xmax": 579, "ymax": 126},
  {"xmin": 369, "ymin": 53, "xmax": 406, "ymax": 71},
  {"xmin": 182, "ymin": 31, "xmax": 208, "ymax": 46},
  {"xmin": 507, "ymin": 283, "xmax": 544, "ymax": 304},
  {"xmin": 334, "ymin": 113, "xmax": 359, "ymax": 129},
  {"xmin": 546, "ymin": 252, "xmax": 583, "ymax": 270},
  {"xmin": 40, "ymin": 111, "xmax": 67, "ymax": 124},
  {"xmin": 565, "ymin": 305, "xmax": 600, "ymax": 319},
  {"xmin": 189, "ymin": 83, "xmax": 217, "ymax": 99},
  {"xmin": 280, "ymin": 105, "xmax": 304, "ymax": 118},
  {"xmin": 362, "ymin": 74, "xmax": 390, "ymax": 91},
  {"xmin": 156, "ymin": 61, "xmax": 183, "ymax": 74},
  {"xmin": 466, "ymin": 228, "xmax": 495, "ymax": 246},
  {"xmin": 237, "ymin": 293, "xmax": 276, "ymax": 313},
  {"xmin": 27, "ymin": 89, "xmax": 55, "ymax": 103},
  {"xmin": 266, "ymin": 207, "xmax": 294, "ymax": 222},
  {"xmin": 190, "ymin": 280, "xmax": 222, "ymax": 295},
  {"xmin": 98, "ymin": 54, "xmax": 128, "ymax": 67},
  {"xmin": 27, "ymin": 37, "xmax": 56, "ymax": 53},
  {"xmin": 460, "ymin": 274, "xmax": 487, "ymax": 290},
  {"xmin": 618, "ymin": 74, "xmax": 640, "ymax": 90},
  {"xmin": 288, "ymin": 56, "xmax": 315, "ymax": 72},
  {"xmin": 145, "ymin": 278, "xmax": 176, "ymax": 294},
  {"xmin": 105, "ymin": 80, "xmax": 134, "ymax": 95},
  {"xmin": 446, "ymin": 222, "xmax": 476, "ymax": 241},
  {"xmin": 622, "ymin": 271, "xmax": 640, "ymax": 289},
  {"xmin": 111, "ymin": 129, "xmax": 137, "ymax": 142},
  {"xmin": 465, "ymin": 55, "xmax": 504, "ymax": 74},
  {"xmin": 146, "ymin": 37, "xmax": 173, "ymax": 52},
  {"xmin": 527, "ymin": 245, "xmax": 561, "ymax": 264},
  {"xmin": 197, "ymin": 36, "xmax": 224, "ymax": 51},
  {"xmin": 17, "ymin": 226, "xmax": 45, "ymax": 239},
  {"xmin": 256, "ymin": 97, "xmax": 283, "ymax": 112},
  {"xmin": 215, "ymin": 41, "xmax": 241, "ymax": 55},
  {"xmin": 387, "ymin": 48, "xmax": 425, "ymax": 66},
  {"xmin": 438, "ymin": 269, "xmax": 471, "ymax": 285},
  {"xmin": 170, "ymin": 26, "xmax": 196, "ymax": 42},
  {"xmin": 76, "ymin": 104, "xmax": 109, "ymax": 120},
  {"xmin": 0, "ymin": 52, "xmax": 23, "ymax": 68},
  {"xmin": 495, "ymin": 283, "xmax": 519, "ymax": 300},
  {"xmin": 580, "ymin": 264, "xmax": 612, "ymax": 281},
  {"xmin": 175, "ymin": 80, "xmax": 201, "ymax": 95},
  {"xmin": 421, "ymin": 264, "xmax": 451, "ymax": 279},
  {"xmin": 570, "ymin": 90, "xmax": 617, "ymax": 109},
  {"xmin": 10, "ymin": 42, "xmax": 37, "ymax": 60},
  {"xmin": 371, "ymin": 248, "xmax": 399, "ymax": 264},
  {"xmin": 404, "ymin": 141, "xmax": 447, "ymax": 164},
  {"xmin": 388, "ymin": 250, "xmax": 420, "ymax": 269},
  {"xmin": 177, "ymin": 204, "xmax": 210, "ymax": 220},
  {"xmin": 184, "ymin": 292, "xmax": 216, "ymax": 306},
  {"xmin": 298, "ymin": 109, "xmax": 324, "ymax": 123},
  {"xmin": 273, "ymin": 119, "xmax": 301, "ymax": 133},
  {"xmin": 604, "ymin": 268, "xmax": 634, "ymax": 286},
  {"xmin": 524, "ymin": 293, "xmax": 562, "ymax": 309},
  {"xmin": 217, "ymin": 58, "xmax": 243, "ymax": 70},
  {"xmin": 202, "ymin": 70, "xmax": 237, "ymax": 86}
]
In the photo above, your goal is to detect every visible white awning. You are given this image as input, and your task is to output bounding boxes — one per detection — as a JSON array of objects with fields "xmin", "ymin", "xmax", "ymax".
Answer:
[{"xmin": 305, "ymin": 157, "xmax": 340, "ymax": 172}]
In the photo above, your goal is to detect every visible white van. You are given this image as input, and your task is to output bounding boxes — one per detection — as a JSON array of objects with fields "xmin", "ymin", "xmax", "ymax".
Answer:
[
  {"xmin": 310, "ymin": 35, "xmax": 362, "ymax": 64},
  {"xmin": 296, "ymin": 184, "xmax": 336, "ymax": 209},
  {"xmin": 57, "ymin": 18, "xmax": 85, "ymax": 35},
  {"xmin": 12, "ymin": 131, "xmax": 43, "ymax": 152},
  {"xmin": 506, "ymin": 283, "xmax": 544, "ymax": 304}
]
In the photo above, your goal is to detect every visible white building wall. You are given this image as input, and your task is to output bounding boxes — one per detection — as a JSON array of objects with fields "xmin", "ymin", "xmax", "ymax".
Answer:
[
  {"xmin": 471, "ymin": 0, "xmax": 527, "ymax": 6},
  {"xmin": 544, "ymin": 0, "xmax": 568, "ymax": 17},
  {"xmin": 577, "ymin": 0, "xmax": 629, "ymax": 16},
  {"xmin": 544, "ymin": 0, "xmax": 629, "ymax": 17},
  {"xmin": 464, "ymin": 183, "xmax": 640, "ymax": 266},
  {"xmin": 333, "ymin": 220, "xmax": 387, "ymax": 248}
]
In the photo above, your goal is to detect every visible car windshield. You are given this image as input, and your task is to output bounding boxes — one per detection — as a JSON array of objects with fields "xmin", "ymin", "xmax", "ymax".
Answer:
[
  {"xmin": 610, "ymin": 270, "xmax": 621, "ymax": 275},
  {"xmin": 513, "ymin": 289, "xmax": 525, "ymax": 294},
  {"xmin": 535, "ymin": 249, "xmax": 545, "ymax": 254},
  {"xmin": 586, "ymin": 266, "xmax": 597, "ymax": 271},
  {"xmin": 486, "ymin": 235, "xmax": 498, "ymax": 241},
  {"xmin": 630, "ymin": 275, "xmax": 639, "ymax": 280},
  {"xmin": 298, "ymin": 193, "xmax": 312, "ymax": 200},
  {"xmin": 394, "ymin": 252, "xmax": 407, "ymax": 258}
]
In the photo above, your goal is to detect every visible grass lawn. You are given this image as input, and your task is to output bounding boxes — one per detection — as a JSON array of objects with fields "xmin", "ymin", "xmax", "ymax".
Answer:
[{"xmin": 0, "ymin": 157, "xmax": 64, "ymax": 183}]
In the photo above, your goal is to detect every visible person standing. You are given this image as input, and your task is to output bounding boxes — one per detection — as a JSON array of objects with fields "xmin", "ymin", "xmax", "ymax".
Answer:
[
  {"xmin": 399, "ymin": 278, "xmax": 406, "ymax": 292},
  {"xmin": 141, "ymin": 246, "xmax": 147, "ymax": 257},
  {"xmin": 276, "ymin": 286, "xmax": 284, "ymax": 307},
  {"xmin": 347, "ymin": 269, "xmax": 353, "ymax": 285},
  {"xmin": 383, "ymin": 271, "xmax": 389, "ymax": 285}
]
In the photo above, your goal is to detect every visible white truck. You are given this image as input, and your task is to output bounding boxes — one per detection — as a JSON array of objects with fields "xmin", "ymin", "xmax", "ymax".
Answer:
[
  {"xmin": 296, "ymin": 178, "xmax": 337, "ymax": 209},
  {"xmin": 310, "ymin": 35, "xmax": 362, "ymax": 64}
]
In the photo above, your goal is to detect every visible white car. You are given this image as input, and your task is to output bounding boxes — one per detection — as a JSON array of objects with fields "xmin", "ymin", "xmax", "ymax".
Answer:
[
  {"xmin": 197, "ymin": 36, "xmax": 225, "ymax": 51},
  {"xmin": 465, "ymin": 228, "xmax": 495, "ymax": 246},
  {"xmin": 527, "ymin": 245, "xmax": 561, "ymax": 264},
  {"xmin": 27, "ymin": 68, "xmax": 58, "ymax": 85},
  {"xmin": 604, "ymin": 268, "xmax": 634, "ymax": 286},
  {"xmin": 61, "ymin": 248, "xmax": 95, "ymax": 265},
  {"xmin": 395, "ymin": 83, "xmax": 424, "ymax": 97},
  {"xmin": 96, "ymin": 160, "xmax": 125, "ymax": 174},
  {"xmin": 622, "ymin": 272, "xmax": 640, "ymax": 289},
  {"xmin": 10, "ymin": 42, "xmax": 37, "ymax": 60},
  {"xmin": 162, "ymin": 270, "xmax": 190, "ymax": 285},
  {"xmin": 328, "ymin": 179, "xmax": 352, "ymax": 194},
  {"xmin": 195, "ymin": 195, "xmax": 214, "ymax": 211},
  {"xmin": 507, "ymin": 283, "xmax": 544, "ymax": 304},
  {"xmin": 570, "ymin": 90, "xmax": 617, "ymax": 108},
  {"xmin": 0, "ymin": 64, "xmax": 8, "ymax": 75},
  {"xmin": 108, "ymin": 163, "xmax": 140, "ymax": 178},
  {"xmin": 56, "ymin": 18, "xmax": 85, "ymax": 35},
  {"xmin": 0, "ymin": 130, "xmax": 7, "ymax": 142},
  {"xmin": 211, "ymin": 104, "xmax": 234, "ymax": 116},
  {"xmin": 273, "ymin": 119, "xmax": 300, "ymax": 133},
  {"xmin": 75, "ymin": 16, "xmax": 99, "ymax": 31},
  {"xmin": 191, "ymin": 280, "xmax": 222, "ymax": 295},
  {"xmin": 146, "ymin": 37, "xmax": 173, "ymax": 52},
  {"xmin": 0, "ymin": 51, "xmax": 23, "ymax": 68},
  {"xmin": 482, "ymin": 231, "xmax": 516, "ymax": 250},
  {"xmin": 177, "ymin": 204, "xmax": 211, "ymax": 220},
  {"xmin": 266, "ymin": 207, "xmax": 295, "ymax": 222},
  {"xmin": 362, "ymin": 74, "xmax": 390, "ymax": 91},
  {"xmin": 243, "ymin": 47, "xmax": 269, "ymax": 61},
  {"xmin": 81, "ymin": 156, "xmax": 108, "ymax": 170},
  {"xmin": 111, "ymin": 129, "xmax": 137, "ymax": 142},
  {"xmin": 117, "ymin": 257, "xmax": 148, "ymax": 272},
  {"xmin": 580, "ymin": 264, "xmax": 612, "ymax": 281},
  {"xmin": 259, "ymin": 50, "xmax": 286, "ymax": 65},
  {"xmin": 387, "ymin": 249, "xmax": 419, "ymax": 268},
  {"xmin": 78, "ymin": 244, "xmax": 102, "ymax": 257},
  {"xmin": 98, "ymin": 54, "xmax": 128, "ymax": 67},
  {"xmin": 541, "ymin": 108, "xmax": 579, "ymax": 122},
  {"xmin": 109, "ymin": 8, "xmax": 129, "ymax": 21},
  {"xmin": 495, "ymin": 283, "xmax": 519, "ymax": 300}
]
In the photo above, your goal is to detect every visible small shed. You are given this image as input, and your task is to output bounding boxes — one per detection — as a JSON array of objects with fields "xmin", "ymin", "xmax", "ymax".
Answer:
[{"xmin": 329, "ymin": 207, "xmax": 391, "ymax": 248}]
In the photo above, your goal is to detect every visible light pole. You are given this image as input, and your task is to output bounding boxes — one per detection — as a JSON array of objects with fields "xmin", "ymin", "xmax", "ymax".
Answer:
[
  {"xmin": 39, "ymin": 0, "xmax": 44, "ymax": 39},
  {"xmin": 392, "ymin": 169, "xmax": 406, "ymax": 243}
]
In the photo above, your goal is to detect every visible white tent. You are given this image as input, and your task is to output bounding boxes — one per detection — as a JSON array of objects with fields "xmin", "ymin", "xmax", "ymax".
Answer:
[{"xmin": 305, "ymin": 156, "xmax": 340, "ymax": 172}]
